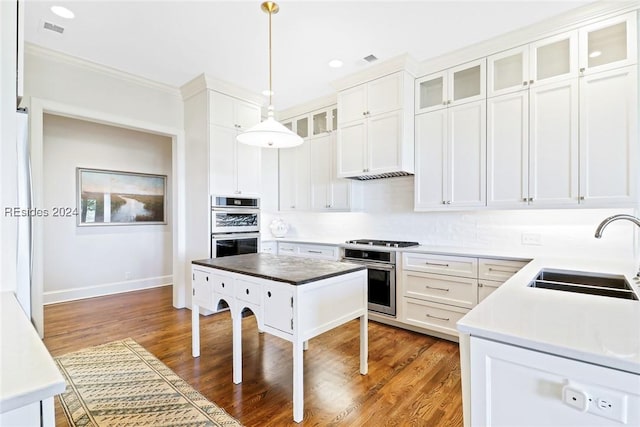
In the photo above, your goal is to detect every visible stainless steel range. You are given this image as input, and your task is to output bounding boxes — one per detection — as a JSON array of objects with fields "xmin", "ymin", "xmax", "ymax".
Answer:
[{"xmin": 343, "ymin": 239, "xmax": 420, "ymax": 317}]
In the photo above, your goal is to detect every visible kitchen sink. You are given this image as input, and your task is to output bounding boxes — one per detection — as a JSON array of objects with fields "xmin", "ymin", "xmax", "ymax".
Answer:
[{"xmin": 528, "ymin": 269, "xmax": 638, "ymax": 300}]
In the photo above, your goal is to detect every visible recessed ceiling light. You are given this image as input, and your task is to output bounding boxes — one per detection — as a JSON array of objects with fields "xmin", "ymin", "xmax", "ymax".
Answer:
[
  {"xmin": 589, "ymin": 50, "xmax": 602, "ymax": 58},
  {"xmin": 262, "ymin": 89, "xmax": 274, "ymax": 97},
  {"xmin": 328, "ymin": 59, "xmax": 343, "ymax": 68},
  {"xmin": 51, "ymin": 5, "xmax": 75, "ymax": 19}
]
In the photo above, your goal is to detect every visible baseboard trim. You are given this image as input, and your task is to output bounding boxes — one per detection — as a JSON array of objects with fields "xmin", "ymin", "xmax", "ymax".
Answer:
[{"xmin": 43, "ymin": 276, "xmax": 173, "ymax": 305}]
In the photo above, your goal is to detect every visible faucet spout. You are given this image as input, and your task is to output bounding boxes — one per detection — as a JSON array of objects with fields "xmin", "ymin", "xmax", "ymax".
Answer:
[{"xmin": 594, "ymin": 214, "xmax": 640, "ymax": 238}]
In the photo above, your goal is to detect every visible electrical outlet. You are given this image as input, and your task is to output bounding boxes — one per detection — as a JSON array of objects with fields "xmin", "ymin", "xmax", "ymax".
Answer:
[
  {"xmin": 562, "ymin": 385, "xmax": 589, "ymax": 412},
  {"xmin": 521, "ymin": 232, "xmax": 542, "ymax": 246},
  {"xmin": 588, "ymin": 391, "xmax": 628, "ymax": 423}
]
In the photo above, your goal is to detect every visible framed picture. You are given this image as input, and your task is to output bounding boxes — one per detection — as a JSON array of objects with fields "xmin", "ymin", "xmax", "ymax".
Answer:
[{"xmin": 77, "ymin": 168, "xmax": 166, "ymax": 226}]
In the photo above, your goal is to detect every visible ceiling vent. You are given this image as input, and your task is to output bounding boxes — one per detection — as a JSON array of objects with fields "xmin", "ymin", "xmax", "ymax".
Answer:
[
  {"xmin": 363, "ymin": 54, "xmax": 378, "ymax": 63},
  {"xmin": 43, "ymin": 21, "xmax": 65, "ymax": 34}
]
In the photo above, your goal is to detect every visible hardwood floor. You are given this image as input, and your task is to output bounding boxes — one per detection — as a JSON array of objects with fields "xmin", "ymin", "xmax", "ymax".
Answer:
[{"xmin": 44, "ymin": 286, "xmax": 463, "ymax": 426}]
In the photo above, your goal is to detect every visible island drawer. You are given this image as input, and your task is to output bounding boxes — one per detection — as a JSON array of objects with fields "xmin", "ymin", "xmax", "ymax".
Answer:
[
  {"xmin": 404, "ymin": 271, "xmax": 477, "ymax": 308},
  {"xmin": 402, "ymin": 298, "xmax": 468, "ymax": 337},
  {"xmin": 192, "ymin": 268, "xmax": 214, "ymax": 309},
  {"xmin": 478, "ymin": 258, "xmax": 528, "ymax": 282},
  {"xmin": 211, "ymin": 273, "xmax": 234, "ymax": 296},
  {"xmin": 403, "ymin": 253, "xmax": 478, "ymax": 278},
  {"xmin": 235, "ymin": 279, "xmax": 262, "ymax": 305},
  {"xmin": 277, "ymin": 243, "xmax": 297, "ymax": 255}
]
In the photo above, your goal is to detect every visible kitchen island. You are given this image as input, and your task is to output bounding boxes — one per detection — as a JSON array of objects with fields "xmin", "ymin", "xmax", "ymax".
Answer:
[
  {"xmin": 457, "ymin": 256, "xmax": 640, "ymax": 426},
  {"xmin": 191, "ymin": 253, "xmax": 368, "ymax": 423}
]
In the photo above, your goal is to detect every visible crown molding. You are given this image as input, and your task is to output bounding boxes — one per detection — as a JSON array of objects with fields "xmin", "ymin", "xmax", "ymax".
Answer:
[
  {"xmin": 180, "ymin": 73, "xmax": 264, "ymax": 105},
  {"xmin": 330, "ymin": 53, "xmax": 420, "ymax": 92},
  {"xmin": 417, "ymin": 1, "xmax": 639, "ymax": 77},
  {"xmin": 25, "ymin": 43, "xmax": 181, "ymax": 96}
]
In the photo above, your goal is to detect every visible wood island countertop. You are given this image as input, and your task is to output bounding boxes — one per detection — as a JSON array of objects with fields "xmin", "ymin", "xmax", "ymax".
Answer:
[{"xmin": 192, "ymin": 253, "xmax": 366, "ymax": 285}]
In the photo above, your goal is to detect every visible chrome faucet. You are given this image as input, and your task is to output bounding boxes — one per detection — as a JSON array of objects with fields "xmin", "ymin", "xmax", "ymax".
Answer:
[{"xmin": 595, "ymin": 214, "xmax": 640, "ymax": 277}]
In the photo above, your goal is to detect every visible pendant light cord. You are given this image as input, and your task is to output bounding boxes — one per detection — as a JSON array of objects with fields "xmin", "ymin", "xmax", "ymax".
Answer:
[{"xmin": 268, "ymin": 6, "xmax": 273, "ymax": 115}]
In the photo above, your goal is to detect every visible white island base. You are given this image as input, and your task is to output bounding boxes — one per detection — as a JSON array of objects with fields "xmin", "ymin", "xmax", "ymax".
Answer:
[{"xmin": 191, "ymin": 258, "xmax": 368, "ymax": 423}]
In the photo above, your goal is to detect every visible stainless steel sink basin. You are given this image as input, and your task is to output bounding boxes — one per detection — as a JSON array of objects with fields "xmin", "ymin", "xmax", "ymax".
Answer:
[{"xmin": 528, "ymin": 269, "xmax": 638, "ymax": 300}]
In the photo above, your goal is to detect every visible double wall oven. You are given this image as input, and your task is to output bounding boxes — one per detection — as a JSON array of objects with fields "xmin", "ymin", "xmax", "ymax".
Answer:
[
  {"xmin": 211, "ymin": 196, "xmax": 260, "ymax": 258},
  {"xmin": 342, "ymin": 239, "xmax": 420, "ymax": 317}
]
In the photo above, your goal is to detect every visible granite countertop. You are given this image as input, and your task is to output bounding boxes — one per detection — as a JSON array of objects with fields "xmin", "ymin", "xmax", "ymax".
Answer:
[
  {"xmin": 0, "ymin": 292, "xmax": 66, "ymax": 413},
  {"xmin": 193, "ymin": 253, "xmax": 366, "ymax": 285}
]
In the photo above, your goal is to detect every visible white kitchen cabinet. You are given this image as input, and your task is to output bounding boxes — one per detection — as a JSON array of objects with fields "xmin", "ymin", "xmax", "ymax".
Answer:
[
  {"xmin": 529, "ymin": 78, "xmax": 580, "ymax": 206},
  {"xmin": 276, "ymin": 242, "xmax": 339, "ymax": 261},
  {"xmin": 579, "ymin": 12, "xmax": 637, "ymax": 76},
  {"xmin": 530, "ymin": 30, "xmax": 579, "ymax": 86},
  {"xmin": 487, "ymin": 90, "xmax": 530, "ymax": 207},
  {"xmin": 403, "ymin": 298, "xmax": 469, "ymax": 337},
  {"xmin": 337, "ymin": 71, "xmax": 414, "ymax": 178},
  {"xmin": 309, "ymin": 133, "xmax": 350, "ymax": 211},
  {"xmin": 278, "ymin": 141, "xmax": 310, "ymax": 211},
  {"xmin": 477, "ymin": 258, "xmax": 527, "ymax": 302},
  {"xmin": 263, "ymin": 282, "xmax": 294, "ymax": 334},
  {"xmin": 470, "ymin": 336, "xmax": 640, "ymax": 426},
  {"xmin": 192, "ymin": 268, "xmax": 213, "ymax": 309},
  {"xmin": 415, "ymin": 100, "xmax": 486, "ymax": 210},
  {"xmin": 209, "ymin": 92, "xmax": 262, "ymax": 197},
  {"xmin": 579, "ymin": 65, "xmax": 637, "ymax": 206},
  {"xmin": 488, "ymin": 45, "xmax": 530, "ymax": 97},
  {"xmin": 416, "ymin": 59, "xmax": 486, "ymax": 114}
]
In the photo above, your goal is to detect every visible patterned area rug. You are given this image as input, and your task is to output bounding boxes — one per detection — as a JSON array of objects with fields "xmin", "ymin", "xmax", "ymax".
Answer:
[{"xmin": 55, "ymin": 338, "xmax": 243, "ymax": 426}]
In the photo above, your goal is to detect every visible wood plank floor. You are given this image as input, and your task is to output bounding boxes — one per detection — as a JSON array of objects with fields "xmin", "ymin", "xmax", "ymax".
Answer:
[{"xmin": 44, "ymin": 286, "xmax": 463, "ymax": 426}]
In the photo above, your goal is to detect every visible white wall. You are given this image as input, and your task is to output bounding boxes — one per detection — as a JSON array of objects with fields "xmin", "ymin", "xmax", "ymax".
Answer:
[
  {"xmin": 262, "ymin": 176, "xmax": 639, "ymax": 261},
  {"xmin": 0, "ymin": 0, "xmax": 17, "ymax": 293},
  {"xmin": 42, "ymin": 114, "xmax": 173, "ymax": 303}
]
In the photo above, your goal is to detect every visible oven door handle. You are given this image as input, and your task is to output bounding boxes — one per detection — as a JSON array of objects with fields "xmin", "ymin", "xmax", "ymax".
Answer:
[
  {"xmin": 344, "ymin": 260, "xmax": 395, "ymax": 271},
  {"xmin": 212, "ymin": 232, "xmax": 261, "ymax": 240}
]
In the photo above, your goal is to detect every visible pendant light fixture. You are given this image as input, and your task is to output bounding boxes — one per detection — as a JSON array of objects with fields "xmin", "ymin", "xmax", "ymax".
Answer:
[{"xmin": 237, "ymin": 2, "xmax": 303, "ymax": 148}]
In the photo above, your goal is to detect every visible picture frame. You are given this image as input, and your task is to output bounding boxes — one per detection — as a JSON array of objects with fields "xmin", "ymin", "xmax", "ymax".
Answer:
[{"xmin": 77, "ymin": 168, "xmax": 167, "ymax": 226}]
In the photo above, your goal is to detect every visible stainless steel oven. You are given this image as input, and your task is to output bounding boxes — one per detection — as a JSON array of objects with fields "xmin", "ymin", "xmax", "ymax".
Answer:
[
  {"xmin": 343, "ymin": 248, "xmax": 397, "ymax": 316},
  {"xmin": 211, "ymin": 196, "xmax": 260, "ymax": 234},
  {"xmin": 342, "ymin": 240, "xmax": 419, "ymax": 317},
  {"xmin": 211, "ymin": 196, "xmax": 260, "ymax": 258},
  {"xmin": 211, "ymin": 232, "xmax": 261, "ymax": 258}
]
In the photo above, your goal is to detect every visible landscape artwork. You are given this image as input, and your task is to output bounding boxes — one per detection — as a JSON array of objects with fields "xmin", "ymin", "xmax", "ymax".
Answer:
[{"xmin": 77, "ymin": 168, "xmax": 166, "ymax": 226}]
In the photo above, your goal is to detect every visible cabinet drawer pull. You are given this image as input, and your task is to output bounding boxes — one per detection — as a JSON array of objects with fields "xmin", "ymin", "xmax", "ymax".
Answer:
[
  {"xmin": 425, "ymin": 285, "xmax": 450, "ymax": 292},
  {"xmin": 487, "ymin": 267, "xmax": 514, "ymax": 273},
  {"xmin": 425, "ymin": 261, "xmax": 450, "ymax": 267},
  {"xmin": 478, "ymin": 283, "xmax": 484, "ymax": 287},
  {"xmin": 426, "ymin": 313, "xmax": 450, "ymax": 322},
  {"xmin": 206, "ymin": 276, "xmax": 209, "ymax": 281},
  {"xmin": 307, "ymin": 250, "xmax": 322, "ymax": 254}
]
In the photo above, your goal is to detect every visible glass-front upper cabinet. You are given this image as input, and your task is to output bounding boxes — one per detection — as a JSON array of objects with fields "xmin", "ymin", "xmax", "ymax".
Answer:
[
  {"xmin": 296, "ymin": 116, "xmax": 309, "ymax": 138},
  {"xmin": 530, "ymin": 31, "xmax": 579, "ymax": 85},
  {"xmin": 313, "ymin": 111, "xmax": 328, "ymax": 135},
  {"xmin": 488, "ymin": 46, "xmax": 530, "ymax": 97},
  {"xmin": 579, "ymin": 12, "xmax": 637, "ymax": 75},
  {"xmin": 415, "ymin": 58, "xmax": 486, "ymax": 114}
]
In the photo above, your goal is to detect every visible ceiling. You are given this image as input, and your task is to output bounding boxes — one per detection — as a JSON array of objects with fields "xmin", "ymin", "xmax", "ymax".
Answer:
[{"xmin": 24, "ymin": 1, "xmax": 595, "ymax": 111}]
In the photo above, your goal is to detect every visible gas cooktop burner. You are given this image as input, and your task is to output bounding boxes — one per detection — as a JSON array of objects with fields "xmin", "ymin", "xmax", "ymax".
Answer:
[{"xmin": 345, "ymin": 239, "xmax": 420, "ymax": 248}]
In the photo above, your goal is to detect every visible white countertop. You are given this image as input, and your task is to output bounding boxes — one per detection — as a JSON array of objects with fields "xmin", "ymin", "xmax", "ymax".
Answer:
[
  {"xmin": 457, "ymin": 256, "xmax": 640, "ymax": 374},
  {"xmin": 0, "ymin": 292, "xmax": 66, "ymax": 413}
]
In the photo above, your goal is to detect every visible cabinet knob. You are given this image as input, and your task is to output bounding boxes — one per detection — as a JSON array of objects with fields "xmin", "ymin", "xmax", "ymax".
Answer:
[
  {"xmin": 579, "ymin": 67, "xmax": 585, "ymax": 73},
  {"xmin": 267, "ymin": 291, "xmax": 272, "ymax": 298},
  {"xmin": 206, "ymin": 276, "xmax": 209, "ymax": 281},
  {"xmin": 245, "ymin": 289, "xmax": 250, "ymax": 295},
  {"xmin": 291, "ymin": 205, "xmax": 295, "ymax": 209},
  {"xmin": 362, "ymin": 112, "xmax": 366, "ymax": 116},
  {"xmin": 579, "ymin": 196, "xmax": 585, "ymax": 201},
  {"xmin": 528, "ymin": 197, "xmax": 534, "ymax": 202},
  {"xmin": 478, "ymin": 283, "xmax": 484, "ymax": 287},
  {"xmin": 446, "ymin": 201, "xmax": 451, "ymax": 205},
  {"xmin": 442, "ymin": 101, "xmax": 447, "ymax": 106},
  {"xmin": 523, "ymin": 81, "xmax": 528, "ymax": 86},
  {"xmin": 522, "ymin": 197, "xmax": 528, "ymax": 202},
  {"xmin": 447, "ymin": 100, "xmax": 451, "ymax": 105},
  {"xmin": 529, "ymin": 80, "xmax": 534, "ymax": 85},
  {"xmin": 442, "ymin": 201, "xmax": 446, "ymax": 205},
  {"xmin": 221, "ymin": 282, "xmax": 225, "ymax": 288}
]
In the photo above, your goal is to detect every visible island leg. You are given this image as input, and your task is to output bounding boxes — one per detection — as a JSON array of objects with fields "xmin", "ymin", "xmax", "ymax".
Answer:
[
  {"xmin": 232, "ymin": 311, "xmax": 243, "ymax": 384},
  {"xmin": 192, "ymin": 304, "xmax": 200, "ymax": 358},
  {"xmin": 360, "ymin": 313, "xmax": 368, "ymax": 375},
  {"xmin": 293, "ymin": 340, "xmax": 304, "ymax": 422}
]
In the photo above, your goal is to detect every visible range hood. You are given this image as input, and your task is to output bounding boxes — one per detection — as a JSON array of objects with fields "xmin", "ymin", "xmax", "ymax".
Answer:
[{"xmin": 347, "ymin": 171, "xmax": 414, "ymax": 181}]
